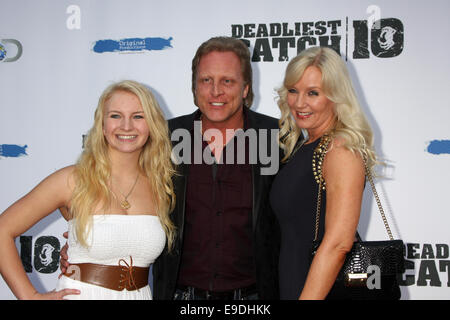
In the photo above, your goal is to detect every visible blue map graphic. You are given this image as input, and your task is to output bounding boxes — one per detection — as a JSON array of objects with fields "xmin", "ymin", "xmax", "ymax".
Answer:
[
  {"xmin": 0, "ymin": 144, "xmax": 28, "ymax": 157},
  {"xmin": 426, "ymin": 140, "xmax": 450, "ymax": 155},
  {"xmin": 93, "ymin": 37, "xmax": 173, "ymax": 53}
]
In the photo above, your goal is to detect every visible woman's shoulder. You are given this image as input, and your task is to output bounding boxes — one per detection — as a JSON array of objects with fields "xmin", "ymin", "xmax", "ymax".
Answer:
[
  {"xmin": 54, "ymin": 164, "xmax": 76, "ymax": 174},
  {"xmin": 41, "ymin": 165, "xmax": 77, "ymax": 193},
  {"xmin": 327, "ymin": 135, "xmax": 360, "ymax": 156},
  {"xmin": 51, "ymin": 165, "xmax": 76, "ymax": 181},
  {"xmin": 324, "ymin": 136, "xmax": 365, "ymax": 176},
  {"xmin": 329, "ymin": 135, "xmax": 347, "ymax": 149},
  {"xmin": 48, "ymin": 166, "xmax": 77, "ymax": 220}
]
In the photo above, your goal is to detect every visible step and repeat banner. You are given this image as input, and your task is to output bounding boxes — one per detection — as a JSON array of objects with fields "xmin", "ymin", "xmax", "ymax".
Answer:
[{"xmin": 0, "ymin": 0, "xmax": 449, "ymax": 300}]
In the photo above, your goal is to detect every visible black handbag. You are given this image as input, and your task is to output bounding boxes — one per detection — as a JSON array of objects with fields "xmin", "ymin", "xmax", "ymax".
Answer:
[{"xmin": 310, "ymin": 134, "xmax": 405, "ymax": 300}]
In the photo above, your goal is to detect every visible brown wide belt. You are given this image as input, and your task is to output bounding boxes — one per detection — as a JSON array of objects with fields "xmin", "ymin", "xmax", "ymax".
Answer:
[{"xmin": 63, "ymin": 257, "xmax": 149, "ymax": 292}]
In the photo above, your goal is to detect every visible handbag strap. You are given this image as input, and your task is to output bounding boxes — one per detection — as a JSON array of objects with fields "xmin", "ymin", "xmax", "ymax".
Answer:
[{"xmin": 312, "ymin": 134, "xmax": 394, "ymax": 242}]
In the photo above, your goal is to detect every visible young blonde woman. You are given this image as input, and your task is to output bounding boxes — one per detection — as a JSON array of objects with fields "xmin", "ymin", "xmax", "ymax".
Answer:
[
  {"xmin": 0, "ymin": 80, "xmax": 175, "ymax": 299},
  {"xmin": 270, "ymin": 47, "xmax": 378, "ymax": 299}
]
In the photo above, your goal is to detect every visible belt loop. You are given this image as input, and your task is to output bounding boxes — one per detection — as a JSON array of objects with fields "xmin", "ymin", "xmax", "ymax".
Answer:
[
  {"xmin": 181, "ymin": 287, "xmax": 191, "ymax": 300},
  {"xmin": 190, "ymin": 286, "xmax": 195, "ymax": 300},
  {"xmin": 234, "ymin": 288, "xmax": 242, "ymax": 300}
]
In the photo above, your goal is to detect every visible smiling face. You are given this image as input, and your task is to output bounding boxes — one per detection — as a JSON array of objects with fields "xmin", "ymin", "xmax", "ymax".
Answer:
[
  {"xmin": 102, "ymin": 90, "xmax": 150, "ymax": 155},
  {"xmin": 194, "ymin": 50, "xmax": 249, "ymax": 130},
  {"xmin": 287, "ymin": 66, "xmax": 336, "ymax": 142}
]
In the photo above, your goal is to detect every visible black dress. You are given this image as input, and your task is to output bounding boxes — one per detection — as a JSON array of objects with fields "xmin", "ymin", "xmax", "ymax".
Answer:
[{"xmin": 269, "ymin": 138, "xmax": 326, "ymax": 300}]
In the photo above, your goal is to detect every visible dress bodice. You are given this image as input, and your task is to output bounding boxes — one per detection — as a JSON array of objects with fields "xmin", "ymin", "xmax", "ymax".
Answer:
[
  {"xmin": 67, "ymin": 215, "xmax": 166, "ymax": 267},
  {"xmin": 269, "ymin": 138, "xmax": 326, "ymax": 299}
]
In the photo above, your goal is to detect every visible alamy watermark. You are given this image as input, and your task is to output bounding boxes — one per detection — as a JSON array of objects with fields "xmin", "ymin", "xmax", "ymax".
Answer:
[{"xmin": 171, "ymin": 121, "xmax": 280, "ymax": 175}]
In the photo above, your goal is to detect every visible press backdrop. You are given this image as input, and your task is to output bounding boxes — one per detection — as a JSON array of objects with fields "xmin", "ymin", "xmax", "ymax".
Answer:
[{"xmin": 1, "ymin": 0, "xmax": 449, "ymax": 300}]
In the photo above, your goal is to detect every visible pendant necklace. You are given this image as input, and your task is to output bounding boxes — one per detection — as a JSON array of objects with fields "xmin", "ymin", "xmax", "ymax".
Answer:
[{"xmin": 111, "ymin": 172, "xmax": 140, "ymax": 210}]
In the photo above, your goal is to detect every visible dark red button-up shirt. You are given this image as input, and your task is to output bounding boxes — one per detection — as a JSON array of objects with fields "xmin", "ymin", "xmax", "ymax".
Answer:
[{"xmin": 177, "ymin": 111, "xmax": 255, "ymax": 292}]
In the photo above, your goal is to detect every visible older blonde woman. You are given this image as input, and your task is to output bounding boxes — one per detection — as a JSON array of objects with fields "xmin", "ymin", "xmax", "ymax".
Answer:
[
  {"xmin": 0, "ymin": 80, "xmax": 175, "ymax": 299},
  {"xmin": 269, "ymin": 47, "xmax": 377, "ymax": 299}
]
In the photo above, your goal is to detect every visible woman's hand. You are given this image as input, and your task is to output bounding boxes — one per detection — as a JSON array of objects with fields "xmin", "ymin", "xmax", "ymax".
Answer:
[{"xmin": 29, "ymin": 289, "xmax": 80, "ymax": 300}]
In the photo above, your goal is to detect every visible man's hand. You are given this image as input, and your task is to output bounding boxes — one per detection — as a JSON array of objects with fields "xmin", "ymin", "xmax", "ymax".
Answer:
[{"xmin": 59, "ymin": 231, "xmax": 70, "ymax": 278}]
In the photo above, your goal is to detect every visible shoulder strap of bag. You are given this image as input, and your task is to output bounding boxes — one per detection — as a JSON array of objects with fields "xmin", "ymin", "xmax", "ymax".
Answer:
[{"xmin": 312, "ymin": 134, "xmax": 394, "ymax": 242}]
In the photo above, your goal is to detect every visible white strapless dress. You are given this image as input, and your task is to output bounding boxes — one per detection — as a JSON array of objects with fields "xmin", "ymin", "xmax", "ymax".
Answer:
[{"xmin": 55, "ymin": 215, "xmax": 166, "ymax": 300}]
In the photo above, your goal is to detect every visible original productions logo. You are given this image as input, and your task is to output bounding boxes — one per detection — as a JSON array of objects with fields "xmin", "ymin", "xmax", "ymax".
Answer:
[{"xmin": 92, "ymin": 36, "xmax": 173, "ymax": 54}]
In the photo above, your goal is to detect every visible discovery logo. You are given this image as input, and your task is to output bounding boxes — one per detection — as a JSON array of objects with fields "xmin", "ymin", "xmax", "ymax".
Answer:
[
  {"xmin": 92, "ymin": 36, "xmax": 173, "ymax": 54},
  {"xmin": 0, "ymin": 39, "xmax": 23, "ymax": 62}
]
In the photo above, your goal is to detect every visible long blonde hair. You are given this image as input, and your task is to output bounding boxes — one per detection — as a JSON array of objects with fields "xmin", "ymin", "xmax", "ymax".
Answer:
[
  {"xmin": 277, "ymin": 47, "xmax": 377, "ymax": 171},
  {"xmin": 70, "ymin": 80, "xmax": 176, "ymax": 249}
]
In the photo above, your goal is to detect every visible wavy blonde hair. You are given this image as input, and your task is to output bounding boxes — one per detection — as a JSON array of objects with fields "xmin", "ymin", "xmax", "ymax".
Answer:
[
  {"xmin": 277, "ymin": 47, "xmax": 377, "ymax": 171},
  {"xmin": 70, "ymin": 80, "xmax": 176, "ymax": 249}
]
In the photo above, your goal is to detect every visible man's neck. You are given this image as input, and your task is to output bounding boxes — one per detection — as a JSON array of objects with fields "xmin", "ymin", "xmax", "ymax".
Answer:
[
  {"xmin": 199, "ymin": 107, "xmax": 246, "ymax": 162},
  {"xmin": 201, "ymin": 107, "xmax": 245, "ymax": 138}
]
